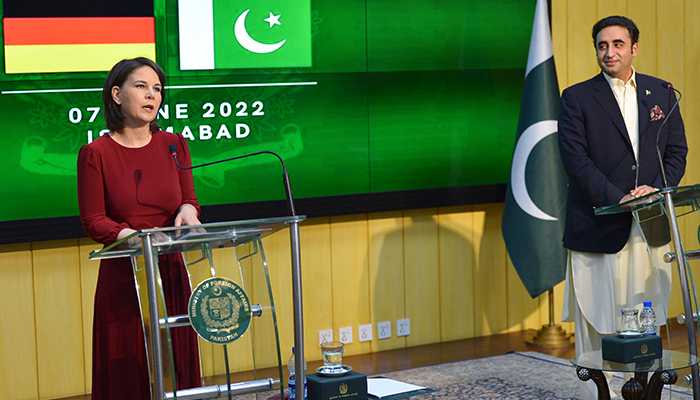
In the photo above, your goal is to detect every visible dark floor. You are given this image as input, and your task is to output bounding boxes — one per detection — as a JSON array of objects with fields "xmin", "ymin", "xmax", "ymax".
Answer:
[{"xmin": 59, "ymin": 321, "xmax": 694, "ymax": 399}]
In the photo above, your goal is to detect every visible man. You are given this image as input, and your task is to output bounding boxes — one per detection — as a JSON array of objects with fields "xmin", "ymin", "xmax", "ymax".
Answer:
[{"xmin": 558, "ymin": 15, "xmax": 687, "ymax": 399}]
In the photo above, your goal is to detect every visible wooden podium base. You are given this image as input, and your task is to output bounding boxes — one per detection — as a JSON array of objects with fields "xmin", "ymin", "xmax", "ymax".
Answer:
[{"xmin": 526, "ymin": 324, "xmax": 575, "ymax": 348}]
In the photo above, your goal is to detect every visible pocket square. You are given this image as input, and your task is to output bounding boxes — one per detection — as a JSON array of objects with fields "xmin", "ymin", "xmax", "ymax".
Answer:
[{"xmin": 650, "ymin": 105, "xmax": 665, "ymax": 122}]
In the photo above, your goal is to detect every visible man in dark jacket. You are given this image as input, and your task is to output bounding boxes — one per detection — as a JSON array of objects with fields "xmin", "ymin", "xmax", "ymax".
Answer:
[{"xmin": 558, "ymin": 15, "xmax": 687, "ymax": 400}]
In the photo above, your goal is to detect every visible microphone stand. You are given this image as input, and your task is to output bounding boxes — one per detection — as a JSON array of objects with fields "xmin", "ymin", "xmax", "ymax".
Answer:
[
  {"xmin": 171, "ymin": 150, "xmax": 296, "ymax": 215},
  {"xmin": 654, "ymin": 85, "xmax": 699, "ymax": 398},
  {"xmin": 663, "ymin": 187, "xmax": 700, "ymax": 398}
]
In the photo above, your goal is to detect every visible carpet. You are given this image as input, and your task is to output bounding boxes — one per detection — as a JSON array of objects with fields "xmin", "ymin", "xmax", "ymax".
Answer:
[
  {"xmin": 242, "ymin": 351, "xmax": 694, "ymax": 400},
  {"xmin": 373, "ymin": 351, "xmax": 694, "ymax": 400}
]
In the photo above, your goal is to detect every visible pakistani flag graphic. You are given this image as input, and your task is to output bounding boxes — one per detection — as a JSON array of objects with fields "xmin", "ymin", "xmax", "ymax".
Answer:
[
  {"xmin": 501, "ymin": 0, "xmax": 568, "ymax": 299},
  {"xmin": 178, "ymin": 0, "xmax": 312, "ymax": 70}
]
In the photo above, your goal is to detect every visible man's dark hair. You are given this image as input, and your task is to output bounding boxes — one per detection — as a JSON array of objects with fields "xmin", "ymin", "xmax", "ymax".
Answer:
[
  {"xmin": 102, "ymin": 57, "xmax": 165, "ymax": 133},
  {"xmin": 592, "ymin": 16, "xmax": 639, "ymax": 46}
]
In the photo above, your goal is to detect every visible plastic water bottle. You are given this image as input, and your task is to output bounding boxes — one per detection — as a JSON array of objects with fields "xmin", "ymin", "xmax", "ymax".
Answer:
[
  {"xmin": 288, "ymin": 347, "xmax": 307, "ymax": 400},
  {"xmin": 640, "ymin": 301, "xmax": 657, "ymax": 335}
]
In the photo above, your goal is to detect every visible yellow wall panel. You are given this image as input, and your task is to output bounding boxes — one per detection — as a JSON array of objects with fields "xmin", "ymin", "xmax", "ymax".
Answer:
[
  {"xmin": 681, "ymin": 0, "xmax": 700, "ymax": 321},
  {"xmin": 556, "ymin": 0, "xmax": 573, "ymax": 84},
  {"xmin": 403, "ymin": 209, "xmax": 441, "ymax": 346},
  {"xmin": 506, "ymin": 256, "xmax": 541, "ymax": 333},
  {"xmin": 551, "ymin": 0, "xmax": 568, "ymax": 92},
  {"xmin": 627, "ymin": 0, "xmax": 657, "ymax": 76},
  {"xmin": 78, "ymin": 238, "xmax": 101, "ymax": 393},
  {"xmin": 368, "ymin": 211, "xmax": 406, "ymax": 351},
  {"xmin": 656, "ymin": 1, "xmax": 685, "ymax": 88},
  {"xmin": 436, "ymin": 207, "xmax": 476, "ymax": 341},
  {"xmin": 32, "ymin": 239, "xmax": 85, "ymax": 399},
  {"xmin": 472, "ymin": 204, "xmax": 508, "ymax": 336},
  {"xmin": 680, "ymin": 0, "xmax": 700, "ymax": 270},
  {"xmin": 597, "ymin": 0, "xmax": 627, "ymax": 18},
  {"xmin": 0, "ymin": 243, "xmax": 39, "ymax": 400},
  {"xmin": 329, "ymin": 215, "xmax": 371, "ymax": 356},
  {"xmin": 293, "ymin": 219, "xmax": 333, "ymax": 363},
  {"xmin": 566, "ymin": 0, "xmax": 600, "ymax": 85},
  {"xmin": 248, "ymin": 227, "xmax": 294, "ymax": 369}
]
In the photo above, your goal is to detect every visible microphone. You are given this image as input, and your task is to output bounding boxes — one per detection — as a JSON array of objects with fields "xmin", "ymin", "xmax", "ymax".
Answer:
[
  {"xmin": 169, "ymin": 144, "xmax": 296, "ymax": 216},
  {"xmin": 655, "ymin": 82, "xmax": 682, "ymax": 189}
]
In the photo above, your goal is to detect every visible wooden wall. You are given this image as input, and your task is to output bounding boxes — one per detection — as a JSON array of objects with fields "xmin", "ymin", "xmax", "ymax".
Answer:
[{"xmin": 1, "ymin": 0, "xmax": 699, "ymax": 398}]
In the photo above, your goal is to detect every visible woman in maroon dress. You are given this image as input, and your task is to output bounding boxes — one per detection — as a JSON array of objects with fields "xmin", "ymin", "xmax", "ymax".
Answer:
[{"xmin": 77, "ymin": 57, "xmax": 201, "ymax": 399}]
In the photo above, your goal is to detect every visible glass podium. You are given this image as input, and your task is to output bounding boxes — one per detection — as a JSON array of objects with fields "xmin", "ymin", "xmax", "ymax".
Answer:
[
  {"xmin": 595, "ymin": 184, "xmax": 700, "ymax": 399},
  {"xmin": 571, "ymin": 350, "xmax": 698, "ymax": 400},
  {"xmin": 89, "ymin": 215, "xmax": 306, "ymax": 400}
]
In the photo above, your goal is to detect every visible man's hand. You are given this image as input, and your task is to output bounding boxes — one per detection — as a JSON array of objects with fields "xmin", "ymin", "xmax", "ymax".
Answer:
[{"xmin": 619, "ymin": 185, "xmax": 657, "ymax": 203}]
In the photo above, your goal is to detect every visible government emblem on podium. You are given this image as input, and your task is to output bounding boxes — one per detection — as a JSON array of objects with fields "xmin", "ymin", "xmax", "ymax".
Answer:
[{"xmin": 188, "ymin": 277, "xmax": 252, "ymax": 344}]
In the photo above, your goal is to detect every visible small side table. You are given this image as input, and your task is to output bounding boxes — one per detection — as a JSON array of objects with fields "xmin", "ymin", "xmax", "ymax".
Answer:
[{"xmin": 570, "ymin": 350, "xmax": 698, "ymax": 400}]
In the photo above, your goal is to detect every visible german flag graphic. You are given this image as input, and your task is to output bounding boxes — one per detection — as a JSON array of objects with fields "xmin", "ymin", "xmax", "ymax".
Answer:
[{"xmin": 2, "ymin": 0, "xmax": 155, "ymax": 74}]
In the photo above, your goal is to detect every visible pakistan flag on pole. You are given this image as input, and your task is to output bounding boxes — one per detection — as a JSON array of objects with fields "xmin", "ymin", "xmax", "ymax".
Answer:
[
  {"xmin": 501, "ymin": 0, "xmax": 568, "ymax": 299},
  {"xmin": 179, "ymin": 0, "xmax": 312, "ymax": 70}
]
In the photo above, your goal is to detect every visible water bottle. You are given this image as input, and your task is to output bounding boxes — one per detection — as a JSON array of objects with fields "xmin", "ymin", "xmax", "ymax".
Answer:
[
  {"xmin": 288, "ymin": 347, "xmax": 307, "ymax": 400},
  {"xmin": 640, "ymin": 301, "xmax": 657, "ymax": 335}
]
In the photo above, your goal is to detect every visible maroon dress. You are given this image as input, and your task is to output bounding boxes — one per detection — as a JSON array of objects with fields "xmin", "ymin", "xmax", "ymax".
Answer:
[{"xmin": 77, "ymin": 131, "xmax": 201, "ymax": 399}]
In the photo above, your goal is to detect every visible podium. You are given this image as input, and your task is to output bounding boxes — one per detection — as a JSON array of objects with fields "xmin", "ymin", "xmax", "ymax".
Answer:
[
  {"xmin": 596, "ymin": 184, "xmax": 700, "ymax": 399},
  {"xmin": 89, "ymin": 215, "xmax": 307, "ymax": 400}
]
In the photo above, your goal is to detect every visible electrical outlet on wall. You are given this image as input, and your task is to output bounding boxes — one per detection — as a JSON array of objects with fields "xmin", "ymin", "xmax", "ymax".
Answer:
[
  {"xmin": 358, "ymin": 324, "xmax": 373, "ymax": 342},
  {"xmin": 377, "ymin": 321, "xmax": 391, "ymax": 339},
  {"xmin": 319, "ymin": 329, "xmax": 333, "ymax": 346},
  {"xmin": 339, "ymin": 326, "xmax": 353, "ymax": 344},
  {"xmin": 397, "ymin": 318, "xmax": 410, "ymax": 337}
]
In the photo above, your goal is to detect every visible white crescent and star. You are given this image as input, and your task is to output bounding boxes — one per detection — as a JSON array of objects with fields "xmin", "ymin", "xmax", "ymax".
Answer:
[
  {"xmin": 264, "ymin": 12, "xmax": 281, "ymax": 27},
  {"xmin": 511, "ymin": 120, "xmax": 558, "ymax": 221},
  {"xmin": 234, "ymin": 9, "xmax": 286, "ymax": 54}
]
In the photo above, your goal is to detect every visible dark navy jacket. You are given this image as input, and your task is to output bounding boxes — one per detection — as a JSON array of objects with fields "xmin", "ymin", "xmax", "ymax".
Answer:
[{"xmin": 558, "ymin": 72, "xmax": 687, "ymax": 253}]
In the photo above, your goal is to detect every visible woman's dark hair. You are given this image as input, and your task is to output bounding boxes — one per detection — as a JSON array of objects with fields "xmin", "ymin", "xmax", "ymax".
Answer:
[
  {"xmin": 592, "ymin": 16, "xmax": 639, "ymax": 46},
  {"xmin": 102, "ymin": 57, "xmax": 165, "ymax": 133}
]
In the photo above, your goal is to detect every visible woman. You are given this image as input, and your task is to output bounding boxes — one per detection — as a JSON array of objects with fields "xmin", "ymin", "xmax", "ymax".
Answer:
[{"xmin": 77, "ymin": 57, "xmax": 201, "ymax": 398}]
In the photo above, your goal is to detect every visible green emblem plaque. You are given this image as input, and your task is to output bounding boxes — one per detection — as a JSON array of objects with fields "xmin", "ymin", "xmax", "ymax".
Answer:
[{"xmin": 188, "ymin": 277, "xmax": 252, "ymax": 344}]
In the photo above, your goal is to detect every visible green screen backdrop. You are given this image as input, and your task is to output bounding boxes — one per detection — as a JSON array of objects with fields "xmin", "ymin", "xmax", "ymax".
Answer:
[{"xmin": 0, "ymin": 0, "xmax": 535, "ymax": 243}]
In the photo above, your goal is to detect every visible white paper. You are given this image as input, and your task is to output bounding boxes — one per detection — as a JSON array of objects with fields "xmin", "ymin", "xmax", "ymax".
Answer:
[{"xmin": 367, "ymin": 378, "xmax": 427, "ymax": 398}]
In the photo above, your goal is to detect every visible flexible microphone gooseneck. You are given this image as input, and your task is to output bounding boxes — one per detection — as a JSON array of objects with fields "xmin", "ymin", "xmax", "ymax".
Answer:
[
  {"xmin": 169, "ymin": 144, "xmax": 296, "ymax": 216},
  {"xmin": 655, "ymin": 82, "xmax": 682, "ymax": 189}
]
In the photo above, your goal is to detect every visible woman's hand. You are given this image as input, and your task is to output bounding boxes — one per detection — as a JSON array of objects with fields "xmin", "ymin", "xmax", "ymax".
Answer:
[
  {"xmin": 175, "ymin": 204, "xmax": 200, "ymax": 227},
  {"xmin": 117, "ymin": 228, "xmax": 140, "ymax": 247}
]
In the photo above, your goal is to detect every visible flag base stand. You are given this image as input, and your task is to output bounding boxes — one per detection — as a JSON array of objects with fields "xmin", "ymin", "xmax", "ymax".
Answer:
[
  {"xmin": 527, "ymin": 324, "xmax": 575, "ymax": 348},
  {"xmin": 526, "ymin": 288, "xmax": 575, "ymax": 348}
]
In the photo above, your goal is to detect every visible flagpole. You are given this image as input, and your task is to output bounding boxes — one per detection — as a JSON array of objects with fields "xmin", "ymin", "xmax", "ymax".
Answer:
[{"xmin": 526, "ymin": 288, "xmax": 574, "ymax": 348}]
